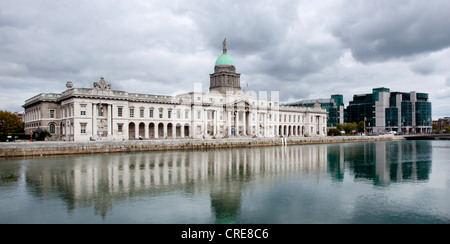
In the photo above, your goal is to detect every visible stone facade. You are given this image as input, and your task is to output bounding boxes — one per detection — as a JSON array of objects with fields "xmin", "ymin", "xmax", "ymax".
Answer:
[{"xmin": 23, "ymin": 41, "xmax": 327, "ymax": 142}]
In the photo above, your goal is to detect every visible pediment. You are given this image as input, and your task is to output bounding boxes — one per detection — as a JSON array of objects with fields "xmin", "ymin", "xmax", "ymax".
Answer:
[{"xmin": 225, "ymin": 98, "xmax": 252, "ymax": 110}]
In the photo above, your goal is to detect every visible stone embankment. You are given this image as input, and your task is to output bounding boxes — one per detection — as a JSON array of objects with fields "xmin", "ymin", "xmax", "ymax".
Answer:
[{"xmin": 0, "ymin": 135, "xmax": 404, "ymax": 158}]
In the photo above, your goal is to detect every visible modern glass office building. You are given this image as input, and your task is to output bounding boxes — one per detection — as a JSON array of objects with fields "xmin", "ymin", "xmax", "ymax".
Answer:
[
  {"xmin": 346, "ymin": 88, "xmax": 432, "ymax": 134},
  {"xmin": 285, "ymin": 94, "xmax": 344, "ymax": 127}
]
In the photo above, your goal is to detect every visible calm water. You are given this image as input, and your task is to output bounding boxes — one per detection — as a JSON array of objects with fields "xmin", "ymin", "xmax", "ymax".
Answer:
[{"xmin": 0, "ymin": 140, "xmax": 449, "ymax": 224}]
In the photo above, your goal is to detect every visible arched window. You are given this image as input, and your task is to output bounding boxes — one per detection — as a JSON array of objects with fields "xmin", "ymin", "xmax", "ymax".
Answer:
[{"xmin": 49, "ymin": 123, "xmax": 56, "ymax": 134}]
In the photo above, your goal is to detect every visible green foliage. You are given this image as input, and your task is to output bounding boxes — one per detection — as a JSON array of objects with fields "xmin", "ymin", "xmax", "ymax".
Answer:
[
  {"xmin": 336, "ymin": 122, "xmax": 358, "ymax": 135},
  {"xmin": 0, "ymin": 110, "xmax": 24, "ymax": 134},
  {"xmin": 0, "ymin": 110, "xmax": 24, "ymax": 141},
  {"xmin": 328, "ymin": 128, "xmax": 341, "ymax": 136},
  {"xmin": 44, "ymin": 129, "xmax": 52, "ymax": 138},
  {"xmin": 444, "ymin": 126, "xmax": 450, "ymax": 133},
  {"xmin": 357, "ymin": 121, "xmax": 365, "ymax": 133}
]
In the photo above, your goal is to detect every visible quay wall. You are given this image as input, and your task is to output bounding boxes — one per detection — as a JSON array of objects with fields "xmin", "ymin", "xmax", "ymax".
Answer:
[{"xmin": 0, "ymin": 135, "xmax": 404, "ymax": 158}]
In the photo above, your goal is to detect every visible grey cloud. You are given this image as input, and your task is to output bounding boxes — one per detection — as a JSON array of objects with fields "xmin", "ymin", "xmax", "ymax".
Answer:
[
  {"xmin": 333, "ymin": 0, "xmax": 450, "ymax": 63},
  {"xmin": 177, "ymin": 0, "xmax": 343, "ymax": 86},
  {"xmin": 175, "ymin": 0, "xmax": 299, "ymax": 54},
  {"xmin": 410, "ymin": 61, "xmax": 435, "ymax": 75}
]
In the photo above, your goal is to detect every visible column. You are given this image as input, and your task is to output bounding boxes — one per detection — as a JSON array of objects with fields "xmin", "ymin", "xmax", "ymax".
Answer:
[
  {"xmin": 173, "ymin": 124, "xmax": 176, "ymax": 139},
  {"xmin": 92, "ymin": 103, "xmax": 97, "ymax": 138},
  {"xmin": 264, "ymin": 113, "xmax": 268, "ymax": 137},
  {"xmin": 192, "ymin": 119, "xmax": 196, "ymax": 138},
  {"xmin": 235, "ymin": 111, "xmax": 240, "ymax": 136},
  {"xmin": 107, "ymin": 104, "xmax": 112, "ymax": 136},
  {"xmin": 249, "ymin": 112, "xmax": 253, "ymax": 135},
  {"xmin": 243, "ymin": 110, "xmax": 247, "ymax": 136},
  {"xmin": 144, "ymin": 122, "xmax": 149, "ymax": 139},
  {"xmin": 181, "ymin": 124, "xmax": 185, "ymax": 138},
  {"xmin": 227, "ymin": 111, "xmax": 232, "ymax": 136},
  {"xmin": 135, "ymin": 123, "xmax": 139, "ymax": 139},
  {"xmin": 256, "ymin": 112, "xmax": 260, "ymax": 136},
  {"xmin": 213, "ymin": 110, "xmax": 217, "ymax": 136},
  {"xmin": 163, "ymin": 123, "xmax": 167, "ymax": 139},
  {"xmin": 203, "ymin": 109, "xmax": 207, "ymax": 136}
]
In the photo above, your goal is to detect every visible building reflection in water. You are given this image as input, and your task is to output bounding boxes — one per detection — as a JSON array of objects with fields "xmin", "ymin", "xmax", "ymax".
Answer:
[
  {"xmin": 327, "ymin": 140, "xmax": 432, "ymax": 185},
  {"xmin": 23, "ymin": 145, "xmax": 327, "ymax": 222},
  {"xmin": 21, "ymin": 140, "xmax": 432, "ymax": 222}
]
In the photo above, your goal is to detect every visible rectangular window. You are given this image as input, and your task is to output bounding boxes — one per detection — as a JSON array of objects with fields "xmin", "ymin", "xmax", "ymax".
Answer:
[
  {"xmin": 185, "ymin": 110, "xmax": 189, "ymax": 119},
  {"xmin": 98, "ymin": 105, "xmax": 103, "ymax": 117},
  {"xmin": 149, "ymin": 109, "xmax": 154, "ymax": 118},
  {"xmin": 177, "ymin": 110, "xmax": 181, "ymax": 119},
  {"xmin": 118, "ymin": 124, "xmax": 123, "ymax": 133},
  {"xmin": 197, "ymin": 111, "xmax": 201, "ymax": 120},
  {"xmin": 168, "ymin": 110, "xmax": 172, "ymax": 119},
  {"xmin": 80, "ymin": 105, "xmax": 86, "ymax": 116},
  {"xmin": 80, "ymin": 123, "xmax": 86, "ymax": 134},
  {"xmin": 159, "ymin": 109, "xmax": 163, "ymax": 119},
  {"xmin": 49, "ymin": 109, "xmax": 55, "ymax": 118},
  {"xmin": 140, "ymin": 109, "xmax": 144, "ymax": 118},
  {"xmin": 118, "ymin": 107, "xmax": 123, "ymax": 117},
  {"xmin": 130, "ymin": 108, "xmax": 134, "ymax": 118}
]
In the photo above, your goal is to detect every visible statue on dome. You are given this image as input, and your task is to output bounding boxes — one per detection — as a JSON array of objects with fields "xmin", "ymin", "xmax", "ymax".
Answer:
[{"xmin": 223, "ymin": 38, "xmax": 227, "ymax": 53}]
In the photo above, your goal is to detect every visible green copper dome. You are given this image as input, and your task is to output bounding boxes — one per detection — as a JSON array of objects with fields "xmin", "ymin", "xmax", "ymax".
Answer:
[{"xmin": 215, "ymin": 52, "xmax": 235, "ymax": 66}]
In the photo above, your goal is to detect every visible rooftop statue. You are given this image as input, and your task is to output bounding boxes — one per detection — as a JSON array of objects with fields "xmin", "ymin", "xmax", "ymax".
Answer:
[
  {"xmin": 93, "ymin": 77, "xmax": 111, "ymax": 90},
  {"xmin": 223, "ymin": 38, "xmax": 227, "ymax": 53}
]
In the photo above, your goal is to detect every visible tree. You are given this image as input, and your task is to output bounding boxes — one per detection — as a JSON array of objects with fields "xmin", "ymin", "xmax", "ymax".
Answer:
[
  {"xmin": 328, "ymin": 128, "xmax": 341, "ymax": 136},
  {"xmin": 444, "ymin": 126, "xmax": 450, "ymax": 133},
  {"xmin": 335, "ymin": 122, "xmax": 358, "ymax": 135},
  {"xmin": 343, "ymin": 122, "xmax": 358, "ymax": 135},
  {"xmin": 357, "ymin": 121, "xmax": 365, "ymax": 133},
  {"xmin": 0, "ymin": 110, "xmax": 24, "ymax": 140}
]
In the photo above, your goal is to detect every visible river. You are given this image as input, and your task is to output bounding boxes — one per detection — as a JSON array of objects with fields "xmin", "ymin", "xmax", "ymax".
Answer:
[{"xmin": 0, "ymin": 140, "xmax": 449, "ymax": 223}]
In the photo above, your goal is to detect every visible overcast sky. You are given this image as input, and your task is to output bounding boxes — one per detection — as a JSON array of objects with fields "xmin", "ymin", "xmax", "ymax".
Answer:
[{"xmin": 1, "ymin": 0, "xmax": 450, "ymax": 119}]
